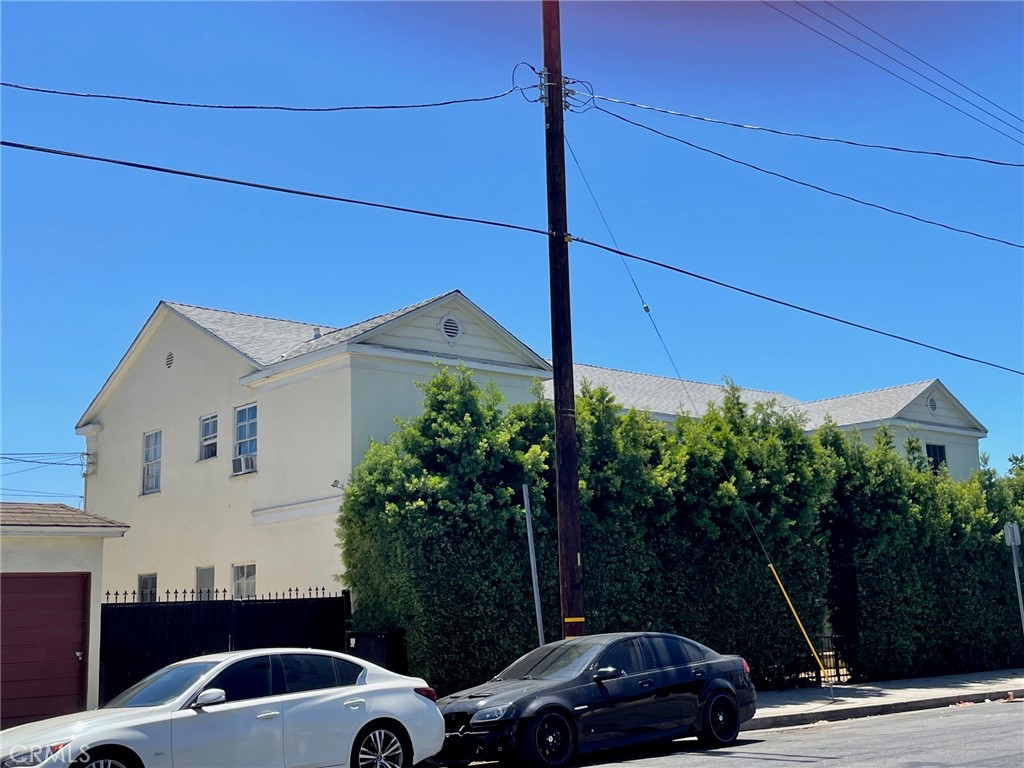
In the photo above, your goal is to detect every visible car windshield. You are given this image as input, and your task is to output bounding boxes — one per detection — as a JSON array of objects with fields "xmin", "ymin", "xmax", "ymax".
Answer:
[
  {"xmin": 493, "ymin": 638, "xmax": 606, "ymax": 681},
  {"xmin": 103, "ymin": 661, "xmax": 219, "ymax": 708}
]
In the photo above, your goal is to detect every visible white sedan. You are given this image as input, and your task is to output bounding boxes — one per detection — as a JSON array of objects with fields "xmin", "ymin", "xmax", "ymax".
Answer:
[{"xmin": 0, "ymin": 647, "xmax": 444, "ymax": 768}]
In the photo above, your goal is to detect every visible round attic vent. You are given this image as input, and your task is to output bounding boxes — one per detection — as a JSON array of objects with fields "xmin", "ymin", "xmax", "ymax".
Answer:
[
  {"xmin": 927, "ymin": 395, "xmax": 938, "ymax": 413},
  {"xmin": 439, "ymin": 313, "xmax": 463, "ymax": 344},
  {"xmin": 165, "ymin": 352, "xmax": 175, "ymax": 369}
]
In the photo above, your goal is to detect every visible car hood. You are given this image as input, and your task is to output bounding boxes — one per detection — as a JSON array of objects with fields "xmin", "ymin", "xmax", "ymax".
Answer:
[
  {"xmin": 0, "ymin": 707, "xmax": 161, "ymax": 755},
  {"xmin": 438, "ymin": 678, "xmax": 562, "ymax": 713}
]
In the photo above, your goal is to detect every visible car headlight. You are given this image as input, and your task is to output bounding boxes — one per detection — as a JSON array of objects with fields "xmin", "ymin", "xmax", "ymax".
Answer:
[
  {"xmin": 470, "ymin": 703, "xmax": 519, "ymax": 725},
  {"xmin": 2, "ymin": 742, "xmax": 70, "ymax": 768}
]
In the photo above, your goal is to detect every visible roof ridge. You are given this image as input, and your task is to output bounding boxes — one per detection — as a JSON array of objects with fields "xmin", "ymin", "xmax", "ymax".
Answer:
[
  {"xmin": 571, "ymin": 361, "xmax": 790, "ymax": 397},
  {"xmin": 334, "ymin": 289, "xmax": 461, "ymax": 335},
  {"xmin": 800, "ymin": 379, "xmax": 936, "ymax": 406},
  {"xmin": 165, "ymin": 301, "xmax": 336, "ymax": 330}
]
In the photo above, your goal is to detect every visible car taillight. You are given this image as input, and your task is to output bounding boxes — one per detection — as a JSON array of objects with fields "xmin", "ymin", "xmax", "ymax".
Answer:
[
  {"xmin": 415, "ymin": 686, "xmax": 437, "ymax": 702},
  {"xmin": 742, "ymin": 658, "xmax": 750, "ymax": 674}
]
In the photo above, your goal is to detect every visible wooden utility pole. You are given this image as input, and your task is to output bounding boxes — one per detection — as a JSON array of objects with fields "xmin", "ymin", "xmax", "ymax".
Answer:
[{"xmin": 541, "ymin": 0, "xmax": 584, "ymax": 638}]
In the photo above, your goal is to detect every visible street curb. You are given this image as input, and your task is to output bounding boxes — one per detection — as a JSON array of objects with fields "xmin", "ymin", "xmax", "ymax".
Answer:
[{"xmin": 745, "ymin": 688, "xmax": 1024, "ymax": 731}]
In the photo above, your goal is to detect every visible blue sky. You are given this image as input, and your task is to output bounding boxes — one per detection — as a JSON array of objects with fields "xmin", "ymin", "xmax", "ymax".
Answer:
[{"xmin": 2, "ymin": 1, "xmax": 1022, "ymax": 504}]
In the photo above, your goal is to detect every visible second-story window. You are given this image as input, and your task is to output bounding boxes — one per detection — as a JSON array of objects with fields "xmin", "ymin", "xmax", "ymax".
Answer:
[
  {"xmin": 926, "ymin": 443, "xmax": 947, "ymax": 473},
  {"xmin": 200, "ymin": 414, "xmax": 218, "ymax": 460},
  {"xmin": 142, "ymin": 430, "xmax": 162, "ymax": 494},
  {"xmin": 233, "ymin": 404, "xmax": 257, "ymax": 475}
]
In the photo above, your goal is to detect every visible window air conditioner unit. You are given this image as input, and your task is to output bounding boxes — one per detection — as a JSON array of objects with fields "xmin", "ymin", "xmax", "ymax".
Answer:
[{"xmin": 232, "ymin": 455, "xmax": 257, "ymax": 474}]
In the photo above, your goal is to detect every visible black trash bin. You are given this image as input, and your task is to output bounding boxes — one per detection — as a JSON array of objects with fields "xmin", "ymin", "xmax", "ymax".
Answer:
[{"xmin": 346, "ymin": 630, "xmax": 408, "ymax": 675}]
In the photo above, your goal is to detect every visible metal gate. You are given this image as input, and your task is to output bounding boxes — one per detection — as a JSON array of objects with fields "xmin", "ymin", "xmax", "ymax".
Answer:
[{"xmin": 99, "ymin": 588, "xmax": 350, "ymax": 704}]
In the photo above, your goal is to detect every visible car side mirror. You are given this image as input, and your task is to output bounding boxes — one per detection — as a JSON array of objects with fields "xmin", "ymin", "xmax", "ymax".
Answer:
[
  {"xmin": 194, "ymin": 688, "xmax": 226, "ymax": 707},
  {"xmin": 592, "ymin": 666, "xmax": 622, "ymax": 683}
]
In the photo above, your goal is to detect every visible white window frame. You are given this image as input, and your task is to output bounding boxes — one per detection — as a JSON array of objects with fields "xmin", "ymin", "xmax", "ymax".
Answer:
[
  {"xmin": 199, "ymin": 414, "xmax": 218, "ymax": 461},
  {"xmin": 196, "ymin": 566, "xmax": 215, "ymax": 600},
  {"xmin": 139, "ymin": 573, "xmax": 157, "ymax": 603},
  {"xmin": 232, "ymin": 563, "xmax": 256, "ymax": 599},
  {"xmin": 142, "ymin": 430, "xmax": 162, "ymax": 494},
  {"xmin": 233, "ymin": 404, "xmax": 257, "ymax": 475}
]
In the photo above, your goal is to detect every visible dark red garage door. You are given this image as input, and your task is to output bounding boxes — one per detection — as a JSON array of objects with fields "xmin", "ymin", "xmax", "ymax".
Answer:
[{"xmin": 1, "ymin": 572, "xmax": 89, "ymax": 728}]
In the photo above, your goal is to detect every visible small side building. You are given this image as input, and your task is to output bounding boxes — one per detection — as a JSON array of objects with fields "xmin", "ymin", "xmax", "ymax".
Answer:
[{"xmin": 0, "ymin": 503, "xmax": 128, "ymax": 726}]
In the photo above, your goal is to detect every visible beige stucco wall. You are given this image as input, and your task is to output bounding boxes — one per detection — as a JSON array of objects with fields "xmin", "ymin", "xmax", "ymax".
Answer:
[
  {"xmin": 854, "ymin": 425, "xmax": 981, "ymax": 480},
  {"xmin": 82, "ymin": 305, "xmax": 548, "ymax": 597},
  {"xmin": 0, "ymin": 535, "xmax": 107, "ymax": 709}
]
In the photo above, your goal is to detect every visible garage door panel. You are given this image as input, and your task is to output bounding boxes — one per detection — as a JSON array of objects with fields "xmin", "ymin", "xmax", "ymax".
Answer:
[
  {"xmin": 2, "ymin": 591, "xmax": 91, "ymax": 612},
  {"xmin": 1, "ymin": 641, "xmax": 82, "ymax": 664},
  {"xmin": 2, "ymin": 659, "xmax": 81, "ymax": 682},
  {"xmin": 2, "ymin": 618, "xmax": 89, "ymax": 643},
  {"xmin": 3, "ymin": 693, "xmax": 85, "ymax": 720},
  {"xmin": 2, "ymin": 675, "xmax": 85, "ymax": 700}
]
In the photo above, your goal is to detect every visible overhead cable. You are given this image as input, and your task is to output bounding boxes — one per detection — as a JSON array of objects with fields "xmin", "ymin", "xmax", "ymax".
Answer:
[
  {"xmin": 584, "ymin": 94, "xmax": 1023, "ymax": 167},
  {"xmin": 3, "ymin": 139, "xmax": 1020, "ymax": 376},
  {"xmin": 570, "ymin": 236, "xmax": 1024, "ymax": 377},
  {"xmin": 823, "ymin": 0, "xmax": 1024, "ymax": 125},
  {"xmin": 593, "ymin": 105, "xmax": 1023, "ymax": 249},
  {"xmin": 762, "ymin": 2, "xmax": 1024, "ymax": 146},
  {"xmin": 791, "ymin": 0, "xmax": 1024, "ymax": 136},
  {"xmin": 0, "ymin": 141, "xmax": 548, "ymax": 238},
  {"xmin": 0, "ymin": 81, "xmax": 526, "ymax": 112},
  {"xmin": 565, "ymin": 134, "xmax": 694, "ymax": 408}
]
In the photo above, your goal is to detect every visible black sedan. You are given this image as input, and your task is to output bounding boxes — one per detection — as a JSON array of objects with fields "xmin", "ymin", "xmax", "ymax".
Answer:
[{"xmin": 436, "ymin": 632, "xmax": 755, "ymax": 767}]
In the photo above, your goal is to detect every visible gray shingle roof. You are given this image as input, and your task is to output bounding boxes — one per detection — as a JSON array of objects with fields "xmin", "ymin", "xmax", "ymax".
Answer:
[
  {"xmin": 166, "ymin": 290, "xmax": 461, "ymax": 368},
  {"xmin": 0, "ymin": 502, "xmax": 128, "ymax": 529},
  {"xmin": 795, "ymin": 380, "xmax": 935, "ymax": 429},
  {"xmin": 545, "ymin": 366, "xmax": 960, "ymax": 432},
  {"xmin": 543, "ymin": 363, "xmax": 801, "ymax": 419}
]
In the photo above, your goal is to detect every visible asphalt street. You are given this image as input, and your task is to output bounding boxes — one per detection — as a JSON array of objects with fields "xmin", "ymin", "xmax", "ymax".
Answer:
[{"xmin": 570, "ymin": 701, "xmax": 1023, "ymax": 768}]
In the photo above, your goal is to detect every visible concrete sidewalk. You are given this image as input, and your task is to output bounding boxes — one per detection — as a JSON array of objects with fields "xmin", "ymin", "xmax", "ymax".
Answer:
[{"xmin": 748, "ymin": 668, "xmax": 1024, "ymax": 730}]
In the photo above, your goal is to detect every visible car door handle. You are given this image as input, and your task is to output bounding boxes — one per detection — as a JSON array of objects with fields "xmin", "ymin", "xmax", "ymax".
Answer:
[
  {"xmin": 256, "ymin": 711, "xmax": 280, "ymax": 720},
  {"xmin": 344, "ymin": 699, "xmax": 365, "ymax": 709},
  {"xmin": 694, "ymin": 668, "xmax": 706, "ymax": 678},
  {"xmin": 639, "ymin": 679, "xmax": 653, "ymax": 688}
]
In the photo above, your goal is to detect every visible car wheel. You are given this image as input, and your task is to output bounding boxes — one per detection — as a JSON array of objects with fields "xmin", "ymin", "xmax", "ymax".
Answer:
[
  {"xmin": 352, "ymin": 722, "xmax": 409, "ymax": 768},
  {"xmin": 519, "ymin": 709, "xmax": 575, "ymax": 767},
  {"xmin": 75, "ymin": 748, "xmax": 142, "ymax": 768},
  {"xmin": 698, "ymin": 691, "xmax": 740, "ymax": 747}
]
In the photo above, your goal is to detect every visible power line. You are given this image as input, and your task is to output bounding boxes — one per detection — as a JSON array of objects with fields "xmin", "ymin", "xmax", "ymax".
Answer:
[
  {"xmin": 0, "ymin": 488, "xmax": 84, "ymax": 499},
  {"xmin": 1, "ymin": 81, "xmax": 526, "ymax": 112},
  {"xmin": 3, "ymin": 139, "xmax": 1019, "ymax": 376},
  {"xmin": 570, "ymin": 235, "xmax": 1024, "ymax": 377},
  {"xmin": 565, "ymin": 134, "xmax": 699, "ymax": 413},
  {"xmin": 1, "ymin": 140, "xmax": 548, "ymax": 238},
  {"xmin": 593, "ymin": 105, "xmax": 1023, "ymax": 250},
  {"xmin": 762, "ymin": 2, "xmax": 1024, "ymax": 146},
  {"xmin": 823, "ymin": 0, "xmax": 1024, "ymax": 125},
  {"xmin": 583, "ymin": 94, "xmax": 1023, "ymax": 168},
  {"xmin": 0, "ymin": 456, "xmax": 81, "ymax": 466},
  {"xmin": 791, "ymin": 0, "xmax": 1024, "ymax": 137}
]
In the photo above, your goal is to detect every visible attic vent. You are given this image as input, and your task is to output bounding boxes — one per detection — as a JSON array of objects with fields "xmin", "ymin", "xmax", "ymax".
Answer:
[
  {"xmin": 165, "ymin": 352, "xmax": 174, "ymax": 369},
  {"xmin": 438, "ymin": 313, "xmax": 463, "ymax": 345},
  {"xmin": 313, "ymin": 327, "xmax": 321, "ymax": 340},
  {"xmin": 927, "ymin": 395, "xmax": 938, "ymax": 414}
]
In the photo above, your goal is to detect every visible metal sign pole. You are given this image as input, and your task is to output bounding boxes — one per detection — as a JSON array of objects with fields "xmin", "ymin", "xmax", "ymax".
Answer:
[
  {"xmin": 1004, "ymin": 522, "xmax": 1024, "ymax": 641},
  {"xmin": 524, "ymin": 484, "xmax": 546, "ymax": 647}
]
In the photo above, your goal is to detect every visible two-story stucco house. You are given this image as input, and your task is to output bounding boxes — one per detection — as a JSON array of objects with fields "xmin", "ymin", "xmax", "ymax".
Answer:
[
  {"xmin": 77, "ymin": 290, "xmax": 987, "ymax": 598},
  {"xmin": 76, "ymin": 291, "xmax": 551, "ymax": 599}
]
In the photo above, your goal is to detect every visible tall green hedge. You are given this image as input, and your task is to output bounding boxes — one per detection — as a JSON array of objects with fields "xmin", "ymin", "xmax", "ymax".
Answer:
[{"xmin": 338, "ymin": 368, "xmax": 1024, "ymax": 693}]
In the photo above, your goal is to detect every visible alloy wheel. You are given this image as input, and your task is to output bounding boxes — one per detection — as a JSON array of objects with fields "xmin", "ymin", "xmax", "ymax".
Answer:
[
  {"xmin": 356, "ymin": 728, "xmax": 406, "ymax": 768},
  {"xmin": 534, "ymin": 711, "xmax": 573, "ymax": 765}
]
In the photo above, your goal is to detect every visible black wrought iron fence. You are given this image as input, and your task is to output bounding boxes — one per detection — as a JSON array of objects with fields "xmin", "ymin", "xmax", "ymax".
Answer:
[{"xmin": 99, "ymin": 588, "xmax": 350, "ymax": 704}]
